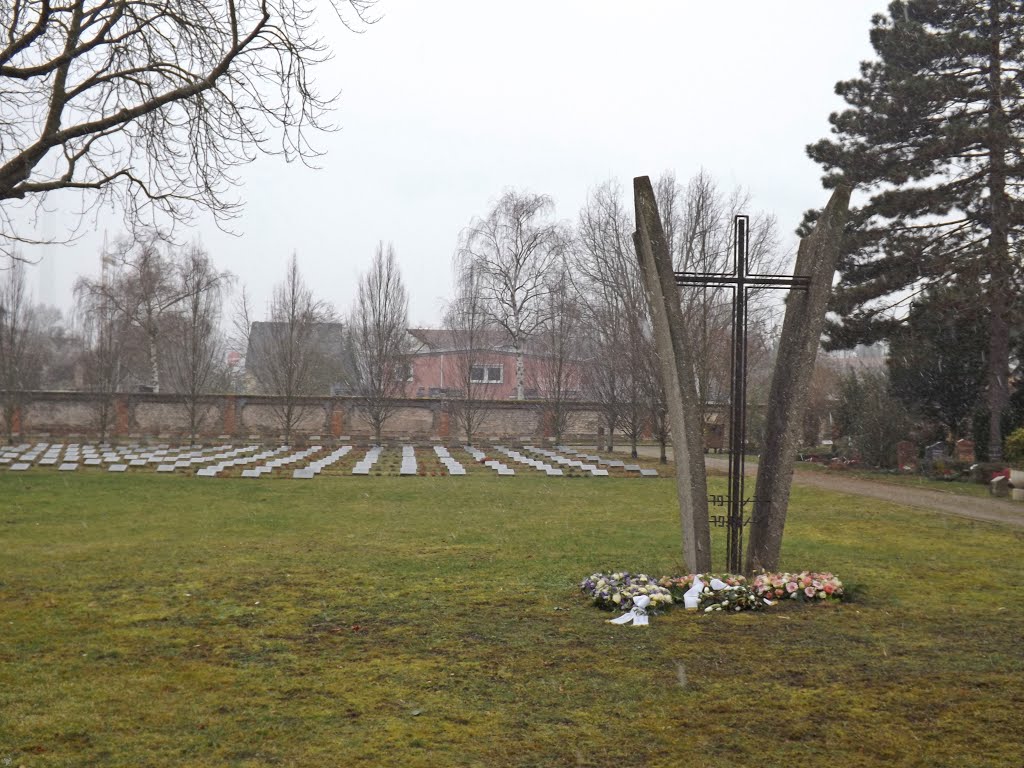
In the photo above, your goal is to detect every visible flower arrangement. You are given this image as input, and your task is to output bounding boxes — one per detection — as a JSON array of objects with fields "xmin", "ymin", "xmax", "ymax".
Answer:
[
  {"xmin": 698, "ymin": 584, "xmax": 767, "ymax": 613},
  {"xmin": 659, "ymin": 573, "xmax": 746, "ymax": 595},
  {"xmin": 751, "ymin": 571, "xmax": 844, "ymax": 602},
  {"xmin": 579, "ymin": 572, "xmax": 674, "ymax": 613},
  {"xmin": 582, "ymin": 569, "xmax": 844, "ymax": 618},
  {"xmin": 658, "ymin": 573, "xmax": 769, "ymax": 612}
]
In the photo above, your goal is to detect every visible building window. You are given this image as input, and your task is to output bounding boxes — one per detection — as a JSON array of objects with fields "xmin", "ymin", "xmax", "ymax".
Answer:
[{"xmin": 470, "ymin": 364, "xmax": 503, "ymax": 383}]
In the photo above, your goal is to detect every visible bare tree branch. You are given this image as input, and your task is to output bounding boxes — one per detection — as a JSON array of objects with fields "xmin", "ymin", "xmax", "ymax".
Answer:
[{"xmin": 0, "ymin": 1, "xmax": 377, "ymax": 256}]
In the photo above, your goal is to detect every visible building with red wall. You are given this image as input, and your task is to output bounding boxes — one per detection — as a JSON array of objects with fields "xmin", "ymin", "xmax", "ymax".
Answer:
[{"xmin": 406, "ymin": 328, "xmax": 556, "ymax": 400}]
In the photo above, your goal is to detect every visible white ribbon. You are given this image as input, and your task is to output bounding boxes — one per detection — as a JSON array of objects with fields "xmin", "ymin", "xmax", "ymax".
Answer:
[
  {"xmin": 607, "ymin": 594, "xmax": 651, "ymax": 626},
  {"xmin": 682, "ymin": 577, "xmax": 704, "ymax": 610}
]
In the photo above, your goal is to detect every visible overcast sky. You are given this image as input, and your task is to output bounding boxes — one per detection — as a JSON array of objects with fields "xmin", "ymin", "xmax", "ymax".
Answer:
[{"xmin": 25, "ymin": 0, "xmax": 880, "ymax": 329}]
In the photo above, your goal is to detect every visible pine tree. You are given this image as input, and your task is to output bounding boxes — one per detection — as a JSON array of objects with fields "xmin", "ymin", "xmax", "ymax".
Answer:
[
  {"xmin": 887, "ymin": 285, "xmax": 989, "ymax": 440},
  {"xmin": 807, "ymin": 0, "xmax": 1024, "ymax": 460}
]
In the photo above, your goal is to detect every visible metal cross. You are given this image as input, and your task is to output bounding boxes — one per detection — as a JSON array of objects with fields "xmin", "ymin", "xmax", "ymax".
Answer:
[{"xmin": 675, "ymin": 215, "xmax": 809, "ymax": 573}]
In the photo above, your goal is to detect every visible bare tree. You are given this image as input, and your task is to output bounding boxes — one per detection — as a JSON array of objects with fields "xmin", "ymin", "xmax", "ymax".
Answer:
[
  {"xmin": 0, "ymin": 256, "xmax": 39, "ymax": 440},
  {"xmin": 76, "ymin": 273, "xmax": 132, "ymax": 440},
  {"xmin": 75, "ymin": 232, "xmax": 216, "ymax": 393},
  {"xmin": 442, "ymin": 262, "xmax": 496, "ymax": 445},
  {"xmin": 644, "ymin": 358, "xmax": 671, "ymax": 464},
  {"xmin": 226, "ymin": 285, "xmax": 257, "ymax": 393},
  {"xmin": 0, "ymin": 1, "xmax": 376, "ymax": 255},
  {"xmin": 578, "ymin": 302, "xmax": 625, "ymax": 451},
  {"xmin": 248, "ymin": 255, "xmax": 336, "ymax": 441},
  {"xmin": 659, "ymin": 170, "xmax": 785, "ymax": 429},
  {"xmin": 351, "ymin": 242, "xmax": 410, "ymax": 444},
  {"xmin": 529, "ymin": 265, "xmax": 585, "ymax": 444},
  {"xmin": 573, "ymin": 180, "xmax": 651, "ymax": 454},
  {"xmin": 458, "ymin": 190, "xmax": 567, "ymax": 400},
  {"xmin": 33, "ymin": 306, "xmax": 83, "ymax": 390},
  {"xmin": 164, "ymin": 245, "xmax": 232, "ymax": 444}
]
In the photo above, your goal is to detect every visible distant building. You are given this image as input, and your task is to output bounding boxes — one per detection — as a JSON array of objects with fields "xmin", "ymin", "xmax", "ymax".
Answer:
[
  {"xmin": 244, "ymin": 321, "xmax": 354, "ymax": 396},
  {"xmin": 406, "ymin": 328, "xmax": 573, "ymax": 400}
]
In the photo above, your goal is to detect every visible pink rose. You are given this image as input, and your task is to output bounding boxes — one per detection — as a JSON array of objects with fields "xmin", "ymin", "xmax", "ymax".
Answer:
[
  {"xmin": 775, "ymin": 588, "xmax": 784, "ymax": 597},
  {"xmin": 804, "ymin": 586, "xmax": 816, "ymax": 598},
  {"xmin": 824, "ymin": 583, "xmax": 835, "ymax": 595},
  {"xmin": 786, "ymin": 582, "xmax": 798, "ymax": 593}
]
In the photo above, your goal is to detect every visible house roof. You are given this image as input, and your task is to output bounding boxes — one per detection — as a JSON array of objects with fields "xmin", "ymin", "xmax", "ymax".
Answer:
[
  {"xmin": 408, "ymin": 327, "xmax": 513, "ymax": 352},
  {"xmin": 245, "ymin": 321, "xmax": 349, "ymax": 370}
]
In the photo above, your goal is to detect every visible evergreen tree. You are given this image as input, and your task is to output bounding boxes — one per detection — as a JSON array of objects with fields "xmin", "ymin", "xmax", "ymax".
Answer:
[
  {"xmin": 807, "ymin": 0, "xmax": 1024, "ymax": 460},
  {"xmin": 887, "ymin": 285, "xmax": 988, "ymax": 440}
]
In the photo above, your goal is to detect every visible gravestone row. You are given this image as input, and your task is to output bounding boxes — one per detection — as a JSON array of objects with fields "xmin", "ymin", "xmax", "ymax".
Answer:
[{"xmin": 2, "ymin": 443, "xmax": 665, "ymax": 481}]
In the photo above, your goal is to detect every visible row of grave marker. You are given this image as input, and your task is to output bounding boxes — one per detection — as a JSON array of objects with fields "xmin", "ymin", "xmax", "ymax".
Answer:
[{"xmin": 2, "ymin": 442, "xmax": 658, "ymax": 479}]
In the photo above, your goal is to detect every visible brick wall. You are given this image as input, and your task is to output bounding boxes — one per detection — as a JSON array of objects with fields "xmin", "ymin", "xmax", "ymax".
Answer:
[{"xmin": 1, "ymin": 391, "xmax": 606, "ymax": 443}]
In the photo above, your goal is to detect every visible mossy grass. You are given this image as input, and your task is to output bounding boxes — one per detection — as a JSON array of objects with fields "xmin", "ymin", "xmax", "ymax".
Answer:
[
  {"xmin": 2, "ymin": 473, "xmax": 1022, "ymax": 767},
  {"xmin": 797, "ymin": 461, "xmax": 995, "ymax": 498}
]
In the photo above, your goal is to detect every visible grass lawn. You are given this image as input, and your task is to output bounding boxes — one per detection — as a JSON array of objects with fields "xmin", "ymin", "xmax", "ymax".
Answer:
[
  {"xmin": 3, "ymin": 472, "xmax": 1023, "ymax": 767},
  {"xmin": 795, "ymin": 461, "xmax": 998, "ymax": 499}
]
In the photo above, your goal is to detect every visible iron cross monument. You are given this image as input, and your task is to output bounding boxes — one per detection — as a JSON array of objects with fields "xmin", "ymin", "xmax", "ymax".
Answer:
[{"xmin": 674, "ymin": 215, "xmax": 810, "ymax": 574}]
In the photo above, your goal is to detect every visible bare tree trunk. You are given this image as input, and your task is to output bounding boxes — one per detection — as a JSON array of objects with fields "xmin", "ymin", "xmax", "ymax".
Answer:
[
  {"xmin": 515, "ymin": 346, "xmax": 525, "ymax": 400},
  {"xmin": 149, "ymin": 335, "xmax": 160, "ymax": 392},
  {"xmin": 985, "ymin": 1, "xmax": 1011, "ymax": 462}
]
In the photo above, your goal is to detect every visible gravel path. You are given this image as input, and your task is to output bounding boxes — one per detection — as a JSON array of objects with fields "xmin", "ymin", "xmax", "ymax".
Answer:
[{"xmin": 614, "ymin": 447, "xmax": 1024, "ymax": 529}]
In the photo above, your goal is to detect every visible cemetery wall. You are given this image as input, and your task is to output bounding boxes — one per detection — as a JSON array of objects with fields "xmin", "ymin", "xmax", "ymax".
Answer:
[{"xmin": 3, "ymin": 391, "xmax": 606, "ymax": 443}]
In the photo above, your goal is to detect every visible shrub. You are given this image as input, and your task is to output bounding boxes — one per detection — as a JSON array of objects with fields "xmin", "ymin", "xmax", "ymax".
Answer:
[{"xmin": 1005, "ymin": 426, "xmax": 1024, "ymax": 465}]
